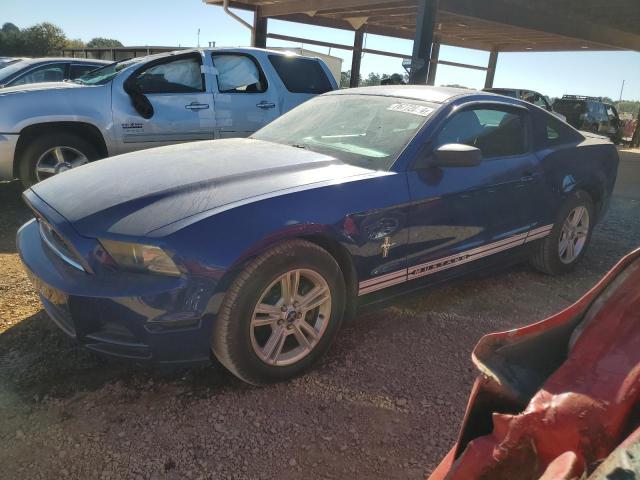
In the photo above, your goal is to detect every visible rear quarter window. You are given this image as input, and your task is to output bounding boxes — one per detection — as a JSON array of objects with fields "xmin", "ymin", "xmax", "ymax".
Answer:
[
  {"xmin": 533, "ymin": 110, "xmax": 583, "ymax": 147},
  {"xmin": 268, "ymin": 55, "xmax": 333, "ymax": 94}
]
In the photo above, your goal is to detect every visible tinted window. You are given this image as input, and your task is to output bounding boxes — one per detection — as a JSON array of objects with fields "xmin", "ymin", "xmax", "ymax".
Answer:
[
  {"xmin": 554, "ymin": 100, "xmax": 586, "ymax": 115},
  {"xmin": 436, "ymin": 108, "xmax": 527, "ymax": 158},
  {"xmin": 134, "ymin": 57, "xmax": 203, "ymax": 94},
  {"xmin": 70, "ymin": 64, "xmax": 100, "ymax": 79},
  {"xmin": 268, "ymin": 55, "xmax": 333, "ymax": 94},
  {"xmin": 533, "ymin": 110, "xmax": 582, "ymax": 146},
  {"xmin": 212, "ymin": 54, "xmax": 266, "ymax": 93},
  {"xmin": 10, "ymin": 64, "xmax": 66, "ymax": 86}
]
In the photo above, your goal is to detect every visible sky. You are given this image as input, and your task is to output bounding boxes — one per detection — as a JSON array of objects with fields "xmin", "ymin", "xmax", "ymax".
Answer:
[{"xmin": 2, "ymin": 0, "xmax": 639, "ymax": 100}]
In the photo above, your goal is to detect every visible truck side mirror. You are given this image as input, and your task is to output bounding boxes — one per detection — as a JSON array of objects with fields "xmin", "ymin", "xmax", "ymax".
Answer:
[{"xmin": 124, "ymin": 81, "xmax": 154, "ymax": 119}]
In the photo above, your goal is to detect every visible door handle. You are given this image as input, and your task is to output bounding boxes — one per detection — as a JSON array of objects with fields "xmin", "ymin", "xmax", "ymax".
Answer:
[
  {"xmin": 185, "ymin": 102, "xmax": 210, "ymax": 110},
  {"xmin": 256, "ymin": 101, "xmax": 276, "ymax": 110}
]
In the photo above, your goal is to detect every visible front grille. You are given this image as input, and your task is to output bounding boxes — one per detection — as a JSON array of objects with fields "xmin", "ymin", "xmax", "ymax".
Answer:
[{"xmin": 38, "ymin": 220, "xmax": 85, "ymax": 272}]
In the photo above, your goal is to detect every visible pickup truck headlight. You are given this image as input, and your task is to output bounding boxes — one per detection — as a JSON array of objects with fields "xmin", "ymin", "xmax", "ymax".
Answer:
[{"xmin": 99, "ymin": 239, "xmax": 181, "ymax": 276}]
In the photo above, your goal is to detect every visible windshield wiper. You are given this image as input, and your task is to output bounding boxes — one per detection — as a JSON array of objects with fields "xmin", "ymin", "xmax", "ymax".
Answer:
[{"xmin": 290, "ymin": 143, "xmax": 309, "ymax": 150}]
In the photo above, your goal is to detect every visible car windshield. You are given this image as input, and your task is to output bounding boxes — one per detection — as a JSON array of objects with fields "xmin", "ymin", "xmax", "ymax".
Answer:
[
  {"xmin": 252, "ymin": 94, "xmax": 437, "ymax": 170},
  {"xmin": 73, "ymin": 58, "xmax": 141, "ymax": 85}
]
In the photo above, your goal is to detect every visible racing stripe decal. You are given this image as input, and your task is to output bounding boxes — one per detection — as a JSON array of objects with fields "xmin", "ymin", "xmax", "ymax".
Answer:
[{"xmin": 358, "ymin": 224, "xmax": 554, "ymax": 296}]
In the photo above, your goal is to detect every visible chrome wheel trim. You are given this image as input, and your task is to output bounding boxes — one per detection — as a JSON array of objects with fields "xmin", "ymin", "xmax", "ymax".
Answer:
[
  {"xmin": 250, "ymin": 268, "xmax": 332, "ymax": 367},
  {"xmin": 35, "ymin": 146, "xmax": 88, "ymax": 181},
  {"xmin": 558, "ymin": 206, "xmax": 590, "ymax": 264}
]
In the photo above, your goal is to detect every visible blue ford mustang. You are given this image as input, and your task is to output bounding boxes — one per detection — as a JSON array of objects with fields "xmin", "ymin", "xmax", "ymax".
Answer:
[{"xmin": 17, "ymin": 86, "xmax": 618, "ymax": 384}]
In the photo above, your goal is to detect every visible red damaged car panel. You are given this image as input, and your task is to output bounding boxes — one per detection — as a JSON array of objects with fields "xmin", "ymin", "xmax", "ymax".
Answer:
[{"xmin": 430, "ymin": 248, "xmax": 640, "ymax": 480}]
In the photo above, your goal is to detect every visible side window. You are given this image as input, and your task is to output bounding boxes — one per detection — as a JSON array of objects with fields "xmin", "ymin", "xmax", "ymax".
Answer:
[
  {"xmin": 537, "ymin": 112, "xmax": 581, "ymax": 146},
  {"xmin": 436, "ymin": 107, "xmax": 528, "ymax": 158},
  {"xmin": 212, "ymin": 54, "xmax": 266, "ymax": 93},
  {"xmin": 133, "ymin": 57, "xmax": 204, "ymax": 94},
  {"xmin": 70, "ymin": 64, "xmax": 100, "ymax": 79},
  {"xmin": 268, "ymin": 55, "xmax": 333, "ymax": 94},
  {"xmin": 10, "ymin": 64, "xmax": 66, "ymax": 86}
]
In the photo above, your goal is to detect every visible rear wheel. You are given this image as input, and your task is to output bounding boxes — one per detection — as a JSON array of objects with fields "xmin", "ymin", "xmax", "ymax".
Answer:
[
  {"xmin": 212, "ymin": 240, "xmax": 346, "ymax": 385},
  {"xmin": 18, "ymin": 132, "xmax": 99, "ymax": 187},
  {"xmin": 530, "ymin": 190, "xmax": 594, "ymax": 275}
]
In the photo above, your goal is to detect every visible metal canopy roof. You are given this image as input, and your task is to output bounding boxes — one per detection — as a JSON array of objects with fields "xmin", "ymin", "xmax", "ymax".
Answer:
[{"xmin": 206, "ymin": 0, "xmax": 640, "ymax": 52}]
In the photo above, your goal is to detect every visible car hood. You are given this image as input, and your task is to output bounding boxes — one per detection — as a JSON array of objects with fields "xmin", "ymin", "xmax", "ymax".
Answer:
[
  {"xmin": 0, "ymin": 81, "xmax": 83, "ymax": 93},
  {"xmin": 29, "ymin": 139, "xmax": 378, "ymax": 237}
]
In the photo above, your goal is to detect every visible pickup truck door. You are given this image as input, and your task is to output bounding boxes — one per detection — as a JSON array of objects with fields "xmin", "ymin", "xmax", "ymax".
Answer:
[
  {"xmin": 211, "ymin": 53, "xmax": 281, "ymax": 138},
  {"xmin": 111, "ymin": 52, "xmax": 215, "ymax": 154},
  {"xmin": 406, "ymin": 105, "xmax": 539, "ymax": 282}
]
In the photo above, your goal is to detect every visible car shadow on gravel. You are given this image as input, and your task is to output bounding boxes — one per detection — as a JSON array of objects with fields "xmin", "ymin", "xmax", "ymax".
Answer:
[{"xmin": 0, "ymin": 309, "xmax": 246, "ymax": 404}]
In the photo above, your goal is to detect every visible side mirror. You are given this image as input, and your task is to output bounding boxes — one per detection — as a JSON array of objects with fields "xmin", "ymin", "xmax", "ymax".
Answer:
[
  {"xmin": 432, "ymin": 144, "xmax": 482, "ymax": 168},
  {"xmin": 124, "ymin": 81, "xmax": 154, "ymax": 119}
]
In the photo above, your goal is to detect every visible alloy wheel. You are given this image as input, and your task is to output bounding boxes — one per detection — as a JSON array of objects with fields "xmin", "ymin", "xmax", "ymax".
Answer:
[
  {"xmin": 250, "ymin": 269, "xmax": 332, "ymax": 366},
  {"xmin": 36, "ymin": 146, "xmax": 89, "ymax": 181},
  {"xmin": 558, "ymin": 206, "xmax": 590, "ymax": 264}
]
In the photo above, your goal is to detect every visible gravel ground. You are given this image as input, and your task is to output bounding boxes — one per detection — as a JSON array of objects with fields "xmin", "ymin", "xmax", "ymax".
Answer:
[{"xmin": 1, "ymin": 149, "xmax": 639, "ymax": 479}]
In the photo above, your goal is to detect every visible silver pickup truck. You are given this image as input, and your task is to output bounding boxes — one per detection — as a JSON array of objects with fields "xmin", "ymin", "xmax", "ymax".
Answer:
[{"xmin": 0, "ymin": 48, "xmax": 337, "ymax": 186}]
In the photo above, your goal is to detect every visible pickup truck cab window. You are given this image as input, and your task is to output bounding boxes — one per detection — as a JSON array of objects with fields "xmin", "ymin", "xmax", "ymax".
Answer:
[
  {"xmin": 212, "ymin": 54, "xmax": 267, "ymax": 93},
  {"xmin": 268, "ymin": 55, "xmax": 333, "ymax": 94},
  {"xmin": 436, "ymin": 107, "xmax": 528, "ymax": 158},
  {"xmin": 133, "ymin": 57, "xmax": 204, "ymax": 94}
]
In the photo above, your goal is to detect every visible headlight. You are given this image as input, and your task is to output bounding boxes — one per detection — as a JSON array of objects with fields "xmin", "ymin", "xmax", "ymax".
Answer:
[{"xmin": 99, "ymin": 239, "xmax": 181, "ymax": 276}]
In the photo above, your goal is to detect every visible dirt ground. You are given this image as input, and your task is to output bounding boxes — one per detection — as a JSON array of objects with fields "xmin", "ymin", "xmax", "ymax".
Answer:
[{"xmin": 1, "ymin": 149, "xmax": 639, "ymax": 480}]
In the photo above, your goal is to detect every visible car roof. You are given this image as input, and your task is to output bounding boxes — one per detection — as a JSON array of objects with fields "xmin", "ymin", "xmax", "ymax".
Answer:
[{"xmin": 327, "ymin": 85, "xmax": 489, "ymax": 104}]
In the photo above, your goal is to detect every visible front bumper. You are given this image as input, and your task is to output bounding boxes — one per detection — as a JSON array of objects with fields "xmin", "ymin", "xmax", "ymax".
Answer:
[
  {"xmin": 0, "ymin": 133, "xmax": 18, "ymax": 180},
  {"xmin": 17, "ymin": 218, "xmax": 216, "ymax": 364}
]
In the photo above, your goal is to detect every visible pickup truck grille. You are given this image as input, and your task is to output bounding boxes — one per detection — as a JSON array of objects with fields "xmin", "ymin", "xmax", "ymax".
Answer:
[{"xmin": 38, "ymin": 220, "xmax": 85, "ymax": 272}]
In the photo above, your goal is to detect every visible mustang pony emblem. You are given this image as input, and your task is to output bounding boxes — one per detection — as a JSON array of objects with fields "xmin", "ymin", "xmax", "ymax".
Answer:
[{"xmin": 381, "ymin": 236, "xmax": 396, "ymax": 258}]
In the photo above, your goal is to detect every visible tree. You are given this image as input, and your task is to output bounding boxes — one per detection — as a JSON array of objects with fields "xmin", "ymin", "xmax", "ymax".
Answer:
[
  {"xmin": 340, "ymin": 70, "xmax": 351, "ymax": 88},
  {"xmin": 86, "ymin": 37, "xmax": 123, "ymax": 48},
  {"xmin": 22, "ymin": 22, "xmax": 67, "ymax": 56},
  {"xmin": 360, "ymin": 72, "xmax": 381, "ymax": 87},
  {"xmin": 0, "ymin": 22, "xmax": 25, "ymax": 56},
  {"xmin": 65, "ymin": 38, "xmax": 85, "ymax": 49}
]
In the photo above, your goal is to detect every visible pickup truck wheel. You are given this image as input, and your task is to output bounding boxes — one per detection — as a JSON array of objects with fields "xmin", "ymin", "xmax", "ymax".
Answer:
[
  {"xmin": 212, "ymin": 240, "xmax": 346, "ymax": 385},
  {"xmin": 19, "ymin": 132, "xmax": 99, "ymax": 187},
  {"xmin": 529, "ymin": 190, "xmax": 595, "ymax": 275}
]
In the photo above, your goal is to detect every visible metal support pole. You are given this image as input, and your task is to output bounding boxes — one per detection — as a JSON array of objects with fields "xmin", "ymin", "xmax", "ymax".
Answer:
[
  {"xmin": 350, "ymin": 29, "xmax": 364, "ymax": 88},
  {"xmin": 426, "ymin": 42, "xmax": 440, "ymax": 86},
  {"xmin": 484, "ymin": 50, "xmax": 499, "ymax": 88},
  {"xmin": 252, "ymin": 9, "xmax": 268, "ymax": 48},
  {"xmin": 409, "ymin": 0, "xmax": 438, "ymax": 84}
]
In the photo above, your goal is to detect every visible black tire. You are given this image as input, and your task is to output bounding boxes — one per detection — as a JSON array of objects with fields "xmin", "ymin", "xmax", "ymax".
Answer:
[
  {"xmin": 212, "ymin": 239, "xmax": 346, "ymax": 385},
  {"xmin": 18, "ymin": 132, "xmax": 100, "ymax": 188},
  {"xmin": 529, "ymin": 190, "xmax": 595, "ymax": 275}
]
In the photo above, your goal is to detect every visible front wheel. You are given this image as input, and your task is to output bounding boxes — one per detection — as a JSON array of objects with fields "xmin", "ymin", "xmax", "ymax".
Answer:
[
  {"xmin": 530, "ymin": 190, "xmax": 595, "ymax": 275},
  {"xmin": 18, "ymin": 132, "xmax": 99, "ymax": 187},
  {"xmin": 212, "ymin": 240, "xmax": 346, "ymax": 385}
]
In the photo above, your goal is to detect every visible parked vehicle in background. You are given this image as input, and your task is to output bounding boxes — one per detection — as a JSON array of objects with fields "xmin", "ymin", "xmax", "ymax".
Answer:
[
  {"xmin": 430, "ymin": 248, "xmax": 640, "ymax": 480},
  {"xmin": 0, "ymin": 57, "xmax": 23, "ymax": 69},
  {"xmin": 0, "ymin": 48, "xmax": 337, "ymax": 186},
  {"xmin": 0, "ymin": 57, "xmax": 110, "ymax": 87},
  {"xmin": 553, "ymin": 95, "xmax": 622, "ymax": 142},
  {"xmin": 17, "ymin": 86, "xmax": 618, "ymax": 384},
  {"xmin": 483, "ymin": 87, "xmax": 566, "ymax": 121}
]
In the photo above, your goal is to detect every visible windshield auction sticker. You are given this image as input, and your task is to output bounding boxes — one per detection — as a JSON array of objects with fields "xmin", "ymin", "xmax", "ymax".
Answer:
[{"xmin": 387, "ymin": 103, "xmax": 434, "ymax": 117}]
